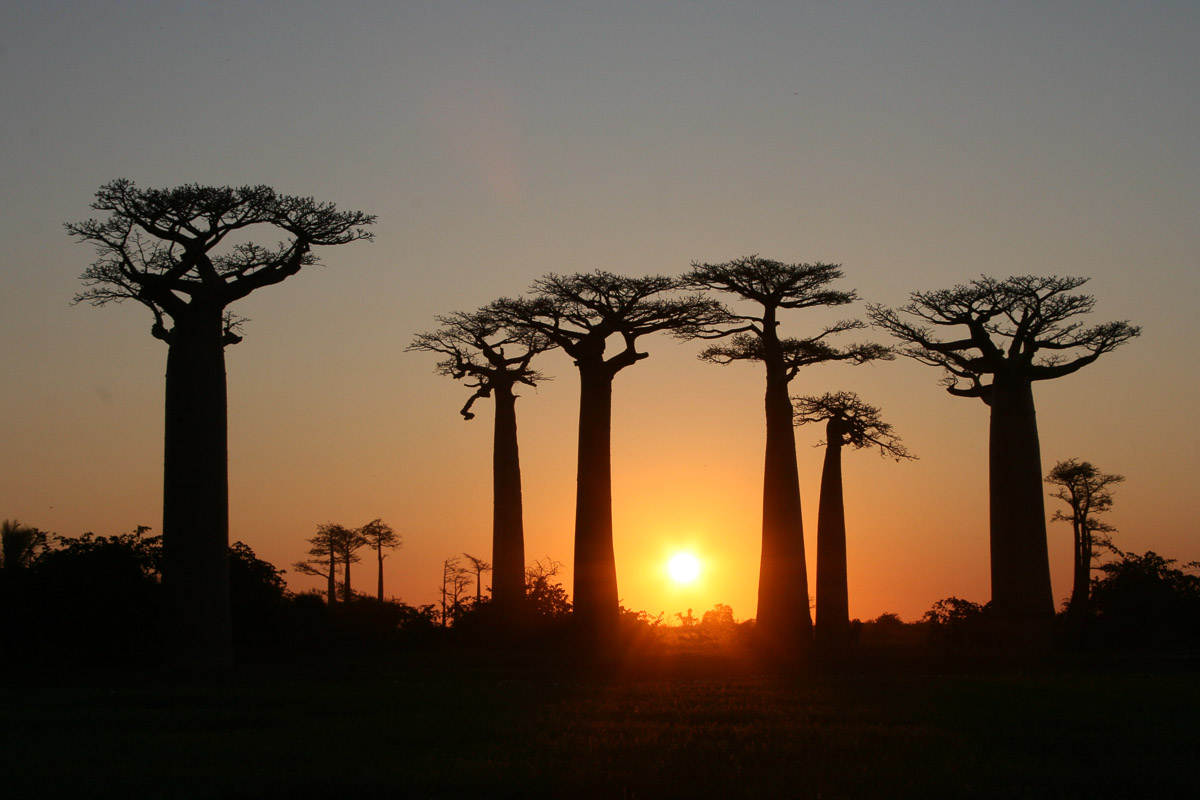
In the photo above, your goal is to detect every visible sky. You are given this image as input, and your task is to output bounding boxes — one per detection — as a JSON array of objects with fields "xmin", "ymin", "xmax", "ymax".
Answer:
[{"xmin": 2, "ymin": 1, "xmax": 1198, "ymax": 623}]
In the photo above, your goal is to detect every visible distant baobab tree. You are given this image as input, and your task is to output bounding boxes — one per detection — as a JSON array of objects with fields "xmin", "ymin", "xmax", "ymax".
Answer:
[
  {"xmin": 868, "ymin": 275, "xmax": 1139, "ymax": 651},
  {"xmin": 69, "ymin": 180, "xmax": 374, "ymax": 664},
  {"xmin": 793, "ymin": 392, "xmax": 914, "ymax": 653},
  {"xmin": 439, "ymin": 555, "xmax": 472, "ymax": 626},
  {"xmin": 462, "ymin": 552, "xmax": 493, "ymax": 603},
  {"xmin": 360, "ymin": 518, "xmax": 402, "ymax": 601},
  {"xmin": 293, "ymin": 522, "xmax": 357, "ymax": 604},
  {"xmin": 330, "ymin": 524, "xmax": 367, "ymax": 602},
  {"xmin": 1046, "ymin": 459, "xmax": 1124, "ymax": 638},
  {"xmin": 408, "ymin": 310, "xmax": 553, "ymax": 614},
  {"xmin": 491, "ymin": 272, "xmax": 729, "ymax": 643},
  {"xmin": 684, "ymin": 256, "xmax": 888, "ymax": 648}
]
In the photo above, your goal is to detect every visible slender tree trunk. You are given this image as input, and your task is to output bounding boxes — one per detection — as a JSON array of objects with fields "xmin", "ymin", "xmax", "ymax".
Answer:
[
  {"xmin": 988, "ymin": 375, "xmax": 1054, "ymax": 651},
  {"xmin": 572, "ymin": 360, "xmax": 620, "ymax": 644},
  {"xmin": 492, "ymin": 385, "xmax": 526, "ymax": 612},
  {"xmin": 756, "ymin": 358, "xmax": 812, "ymax": 649},
  {"xmin": 814, "ymin": 436, "xmax": 849, "ymax": 653},
  {"xmin": 376, "ymin": 545, "xmax": 384, "ymax": 601},
  {"xmin": 343, "ymin": 558, "xmax": 352, "ymax": 603},
  {"xmin": 160, "ymin": 303, "xmax": 232, "ymax": 665},
  {"xmin": 327, "ymin": 543, "xmax": 337, "ymax": 605},
  {"xmin": 1063, "ymin": 520, "xmax": 1090, "ymax": 641}
]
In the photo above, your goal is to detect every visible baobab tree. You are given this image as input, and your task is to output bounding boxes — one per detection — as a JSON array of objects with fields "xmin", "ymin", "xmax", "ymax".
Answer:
[
  {"xmin": 868, "ymin": 276, "xmax": 1139, "ymax": 650},
  {"xmin": 69, "ymin": 180, "xmax": 374, "ymax": 664},
  {"xmin": 408, "ymin": 310, "xmax": 552, "ymax": 613},
  {"xmin": 1046, "ymin": 459, "xmax": 1124, "ymax": 637},
  {"xmin": 462, "ymin": 553, "xmax": 493, "ymax": 603},
  {"xmin": 684, "ymin": 256, "xmax": 887, "ymax": 648},
  {"xmin": 293, "ymin": 522, "xmax": 351, "ymax": 605},
  {"xmin": 329, "ymin": 524, "xmax": 367, "ymax": 602},
  {"xmin": 439, "ymin": 555, "xmax": 472, "ymax": 626},
  {"xmin": 491, "ymin": 272, "xmax": 728, "ymax": 643},
  {"xmin": 793, "ymin": 392, "xmax": 914, "ymax": 653},
  {"xmin": 359, "ymin": 518, "xmax": 402, "ymax": 601}
]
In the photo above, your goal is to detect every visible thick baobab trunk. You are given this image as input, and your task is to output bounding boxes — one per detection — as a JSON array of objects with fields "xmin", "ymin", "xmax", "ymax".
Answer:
[
  {"xmin": 572, "ymin": 361, "xmax": 620, "ymax": 643},
  {"xmin": 343, "ymin": 558, "xmax": 352, "ymax": 602},
  {"xmin": 814, "ymin": 437, "xmax": 849, "ymax": 653},
  {"xmin": 160, "ymin": 304, "xmax": 232, "ymax": 665},
  {"xmin": 491, "ymin": 385, "xmax": 526, "ymax": 612},
  {"xmin": 756, "ymin": 365, "xmax": 812, "ymax": 648},
  {"xmin": 988, "ymin": 376, "xmax": 1054, "ymax": 651}
]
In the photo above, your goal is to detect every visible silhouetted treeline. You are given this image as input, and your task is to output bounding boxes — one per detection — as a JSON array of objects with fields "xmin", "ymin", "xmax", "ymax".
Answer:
[
  {"xmin": 4, "ymin": 521, "xmax": 1197, "ymax": 665},
  {"xmin": 915, "ymin": 551, "xmax": 1200, "ymax": 651}
]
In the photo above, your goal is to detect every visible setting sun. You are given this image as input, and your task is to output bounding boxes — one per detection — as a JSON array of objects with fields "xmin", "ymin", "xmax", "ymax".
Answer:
[{"xmin": 667, "ymin": 552, "xmax": 702, "ymax": 584}]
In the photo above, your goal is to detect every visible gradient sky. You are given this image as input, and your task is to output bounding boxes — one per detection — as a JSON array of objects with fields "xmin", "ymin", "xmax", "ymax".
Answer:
[{"xmin": 3, "ymin": 1, "xmax": 1197, "ymax": 623}]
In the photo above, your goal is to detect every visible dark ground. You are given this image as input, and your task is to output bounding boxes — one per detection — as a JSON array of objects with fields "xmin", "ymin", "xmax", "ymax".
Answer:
[{"xmin": 1, "ymin": 642, "xmax": 1196, "ymax": 799}]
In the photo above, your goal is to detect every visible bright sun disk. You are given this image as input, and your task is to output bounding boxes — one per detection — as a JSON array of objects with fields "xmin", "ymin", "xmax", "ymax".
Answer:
[{"xmin": 667, "ymin": 552, "xmax": 701, "ymax": 584}]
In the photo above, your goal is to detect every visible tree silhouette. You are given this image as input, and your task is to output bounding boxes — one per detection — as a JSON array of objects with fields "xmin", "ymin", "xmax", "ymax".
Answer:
[
  {"xmin": 490, "ymin": 272, "xmax": 728, "ymax": 644},
  {"xmin": 684, "ymin": 256, "xmax": 887, "ymax": 648},
  {"xmin": 461, "ymin": 553, "xmax": 493, "ymax": 603},
  {"xmin": 359, "ymin": 519, "xmax": 402, "ymax": 602},
  {"xmin": 330, "ymin": 524, "xmax": 367, "ymax": 603},
  {"xmin": 1, "ymin": 519, "xmax": 46, "ymax": 571},
  {"xmin": 69, "ymin": 180, "xmax": 374, "ymax": 664},
  {"xmin": 439, "ymin": 555, "xmax": 471, "ymax": 626},
  {"xmin": 293, "ymin": 522, "xmax": 346, "ymax": 605},
  {"xmin": 868, "ymin": 275, "xmax": 1139, "ymax": 650},
  {"xmin": 524, "ymin": 557, "xmax": 572, "ymax": 619},
  {"xmin": 1046, "ymin": 459, "xmax": 1124, "ymax": 637},
  {"xmin": 408, "ymin": 310, "xmax": 552, "ymax": 613},
  {"xmin": 1090, "ymin": 551, "xmax": 1200, "ymax": 647},
  {"xmin": 793, "ymin": 392, "xmax": 914, "ymax": 653}
]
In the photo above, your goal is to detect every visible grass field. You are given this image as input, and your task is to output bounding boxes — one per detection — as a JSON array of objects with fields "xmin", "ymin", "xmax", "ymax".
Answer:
[{"xmin": 2, "ymin": 644, "xmax": 1196, "ymax": 798}]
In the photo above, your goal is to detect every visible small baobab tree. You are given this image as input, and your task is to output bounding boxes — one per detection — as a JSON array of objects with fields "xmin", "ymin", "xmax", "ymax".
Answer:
[
  {"xmin": 868, "ymin": 275, "xmax": 1139, "ymax": 650},
  {"xmin": 439, "ymin": 555, "xmax": 471, "ymax": 626},
  {"xmin": 293, "ymin": 522, "xmax": 346, "ymax": 605},
  {"xmin": 491, "ymin": 272, "xmax": 729, "ymax": 644},
  {"xmin": 329, "ymin": 524, "xmax": 367, "ymax": 602},
  {"xmin": 1046, "ymin": 459, "xmax": 1124, "ymax": 637},
  {"xmin": 69, "ymin": 180, "xmax": 374, "ymax": 664},
  {"xmin": 793, "ymin": 392, "xmax": 914, "ymax": 653},
  {"xmin": 684, "ymin": 256, "xmax": 888, "ymax": 648},
  {"xmin": 408, "ymin": 310, "xmax": 552, "ymax": 614},
  {"xmin": 359, "ymin": 518, "xmax": 402, "ymax": 601},
  {"xmin": 462, "ymin": 552, "xmax": 493, "ymax": 603}
]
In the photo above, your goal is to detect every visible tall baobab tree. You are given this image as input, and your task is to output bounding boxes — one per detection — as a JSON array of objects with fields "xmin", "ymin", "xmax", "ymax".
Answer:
[
  {"xmin": 868, "ymin": 276, "xmax": 1139, "ymax": 650},
  {"xmin": 684, "ymin": 256, "xmax": 887, "ymax": 648},
  {"xmin": 69, "ymin": 180, "xmax": 374, "ymax": 664},
  {"xmin": 359, "ymin": 518, "xmax": 402, "ymax": 601},
  {"xmin": 408, "ymin": 310, "xmax": 552, "ymax": 613},
  {"xmin": 1046, "ymin": 459, "xmax": 1124, "ymax": 637},
  {"xmin": 793, "ymin": 392, "xmax": 914, "ymax": 653},
  {"xmin": 491, "ymin": 272, "xmax": 728, "ymax": 643}
]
